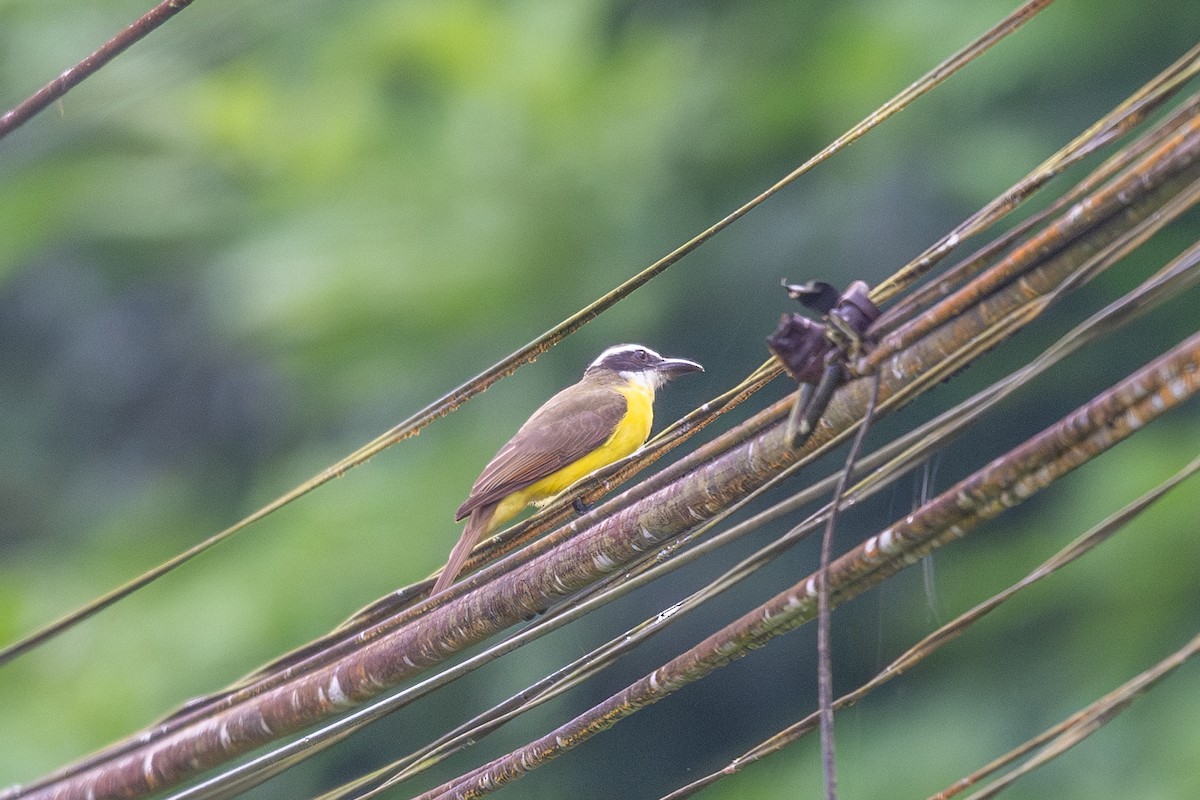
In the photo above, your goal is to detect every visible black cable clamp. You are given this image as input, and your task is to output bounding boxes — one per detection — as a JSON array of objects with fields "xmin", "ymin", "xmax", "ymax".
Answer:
[{"xmin": 767, "ymin": 280, "xmax": 880, "ymax": 448}]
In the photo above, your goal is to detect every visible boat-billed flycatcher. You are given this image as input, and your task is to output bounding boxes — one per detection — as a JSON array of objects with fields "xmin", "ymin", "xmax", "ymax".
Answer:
[{"xmin": 432, "ymin": 344, "xmax": 703, "ymax": 595}]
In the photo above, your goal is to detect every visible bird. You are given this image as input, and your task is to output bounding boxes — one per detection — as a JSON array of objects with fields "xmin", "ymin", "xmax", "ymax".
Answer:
[{"xmin": 431, "ymin": 344, "xmax": 704, "ymax": 595}]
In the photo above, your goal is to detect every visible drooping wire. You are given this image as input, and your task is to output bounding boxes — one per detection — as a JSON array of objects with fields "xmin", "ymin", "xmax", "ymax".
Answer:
[{"xmin": 289, "ymin": 235, "xmax": 1200, "ymax": 800}]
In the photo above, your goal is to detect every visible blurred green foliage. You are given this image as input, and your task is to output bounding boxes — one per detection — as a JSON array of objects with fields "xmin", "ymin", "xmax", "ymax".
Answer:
[{"xmin": 1, "ymin": 1, "xmax": 1198, "ymax": 798}]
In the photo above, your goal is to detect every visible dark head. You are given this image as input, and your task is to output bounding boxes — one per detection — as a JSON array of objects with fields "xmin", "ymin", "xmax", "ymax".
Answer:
[{"xmin": 584, "ymin": 344, "xmax": 703, "ymax": 390}]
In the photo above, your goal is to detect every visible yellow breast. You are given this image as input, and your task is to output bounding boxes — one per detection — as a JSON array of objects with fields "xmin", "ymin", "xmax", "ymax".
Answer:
[{"xmin": 490, "ymin": 379, "xmax": 655, "ymax": 527}]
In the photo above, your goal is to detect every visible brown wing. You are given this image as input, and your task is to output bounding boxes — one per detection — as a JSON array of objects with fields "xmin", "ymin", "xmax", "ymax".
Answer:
[{"xmin": 455, "ymin": 384, "xmax": 627, "ymax": 520}]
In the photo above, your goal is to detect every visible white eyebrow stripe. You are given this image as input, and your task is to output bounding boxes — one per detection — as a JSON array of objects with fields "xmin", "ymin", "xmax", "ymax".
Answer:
[{"xmin": 589, "ymin": 344, "xmax": 662, "ymax": 370}]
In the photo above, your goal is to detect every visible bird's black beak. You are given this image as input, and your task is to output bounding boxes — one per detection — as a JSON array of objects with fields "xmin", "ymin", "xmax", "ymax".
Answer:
[{"xmin": 655, "ymin": 357, "xmax": 704, "ymax": 378}]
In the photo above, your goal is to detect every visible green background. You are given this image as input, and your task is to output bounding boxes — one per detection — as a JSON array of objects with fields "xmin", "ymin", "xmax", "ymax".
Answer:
[{"xmin": 1, "ymin": 1, "xmax": 1198, "ymax": 798}]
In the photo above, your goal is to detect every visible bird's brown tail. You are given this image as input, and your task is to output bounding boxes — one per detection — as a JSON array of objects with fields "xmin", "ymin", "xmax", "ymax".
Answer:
[{"xmin": 431, "ymin": 506, "xmax": 493, "ymax": 596}]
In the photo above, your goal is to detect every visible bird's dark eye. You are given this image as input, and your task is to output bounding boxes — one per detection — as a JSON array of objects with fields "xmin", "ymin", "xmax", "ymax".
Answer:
[{"xmin": 635, "ymin": 349, "xmax": 649, "ymax": 362}]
